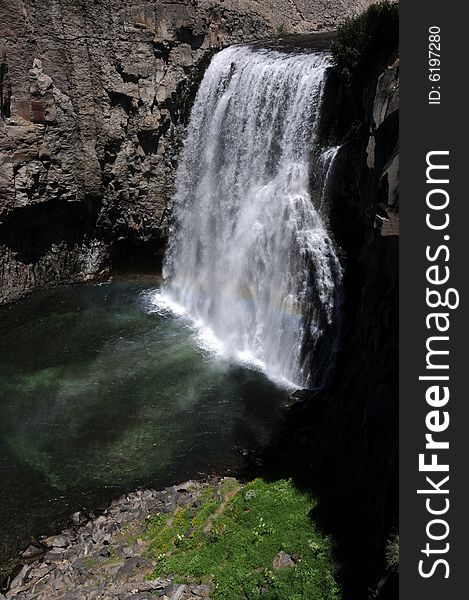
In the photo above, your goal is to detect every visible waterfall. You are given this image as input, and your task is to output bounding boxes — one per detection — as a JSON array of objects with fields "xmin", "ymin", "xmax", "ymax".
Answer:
[
  {"xmin": 159, "ymin": 46, "xmax": 342, "ymax": 388},
  {"xmin": 318, "ymin": 146, "xmax": 341, "ymax": 211}
]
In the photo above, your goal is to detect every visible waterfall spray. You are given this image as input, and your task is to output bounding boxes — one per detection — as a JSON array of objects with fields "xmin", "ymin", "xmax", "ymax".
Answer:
[{"xmin": 159, "ymin": 46, "xmax": 342, "ymax": 388}]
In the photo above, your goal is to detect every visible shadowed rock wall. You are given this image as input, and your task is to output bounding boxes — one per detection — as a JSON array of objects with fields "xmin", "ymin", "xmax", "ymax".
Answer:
[{"xmin": 265, "ymin": 51, "xmax": 399, "ymax": 599}]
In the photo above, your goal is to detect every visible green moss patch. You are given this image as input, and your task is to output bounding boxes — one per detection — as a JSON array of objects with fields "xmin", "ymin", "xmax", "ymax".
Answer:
[
  {"xmin": 332, "ymin": 1, "xmax": 399, "ymax": 85},
  {"xmin": 145, "ymin": 478, "xmax": 340, "ymax": 599}
]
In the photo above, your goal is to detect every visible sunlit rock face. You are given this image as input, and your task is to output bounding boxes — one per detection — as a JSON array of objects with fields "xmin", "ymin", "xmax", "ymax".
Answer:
[{"xmin": 0, "ymin": 0, "xmax": 375, "ymax": 304}]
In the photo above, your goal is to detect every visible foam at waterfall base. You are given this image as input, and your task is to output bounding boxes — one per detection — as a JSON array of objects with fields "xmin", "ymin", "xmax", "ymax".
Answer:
[{"xmin": 143, "ymin": 289, "xmax": 298, "ymax": 390}]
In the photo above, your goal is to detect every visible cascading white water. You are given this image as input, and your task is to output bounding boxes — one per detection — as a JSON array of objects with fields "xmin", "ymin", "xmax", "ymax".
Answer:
[
  {"xmin": 318, "ymin": 146, "xmax": 341, "ymax": 211},
  {"xmin": 160, "ymin": 45, "xmax": 342, "ymax": 388}
]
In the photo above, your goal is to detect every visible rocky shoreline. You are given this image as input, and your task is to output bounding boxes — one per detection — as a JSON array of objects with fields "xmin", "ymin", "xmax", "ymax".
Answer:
[{"xmin": 2, "ymin": 479, "xmax": 219, "ymax": 600}]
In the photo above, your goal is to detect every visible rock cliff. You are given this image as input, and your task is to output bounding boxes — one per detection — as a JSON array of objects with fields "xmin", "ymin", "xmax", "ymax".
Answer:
[
  {"xmin": 326, "ymin": 54, "xmax": 399, "ymax": 600},
  {"xmin": 265, "ymin": 46, "xmax": 399, "ymax": 599},
  {"xmin": 0, "ymin": 0, "xmax": 374, "ymax": 304}
]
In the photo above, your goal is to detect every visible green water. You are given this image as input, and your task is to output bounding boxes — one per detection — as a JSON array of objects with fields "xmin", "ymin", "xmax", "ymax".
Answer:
[{"xmin": 0, "ymin": 277, "xmax": 288, "ymax": 575}]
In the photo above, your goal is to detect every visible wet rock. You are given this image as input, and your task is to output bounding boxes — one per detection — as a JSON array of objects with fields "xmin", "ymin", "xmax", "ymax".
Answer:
[
  {"xmin": 72, "ymin": 512, "xmax": 87, "ymax": 526},
  {"xmin": 8, "ymin": 564, "xmax": 31, "ymax": 592},
  {"xmin": 42, "ymin": 534, "xmax": 70, "ymax": 548},
  {"xmin": 21, "ymin": 544, "xmax": 45, "ymax": 561},
  {"xmin": 287, "ymin": 388, "xmax": 313, "ymax": 405}
]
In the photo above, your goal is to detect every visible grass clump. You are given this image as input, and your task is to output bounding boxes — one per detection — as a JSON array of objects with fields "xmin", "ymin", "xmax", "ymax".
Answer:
[
  {"xmin": 332, "ymin": 1, "xmax": 399, "ymax": 85},
  {"xmin": 385, "ymin": 533, "xmax": 399, "ymax": 572},
  {"xmin": 145, "ymin": 478, "xmax": 340, "ymax": 600},
  {"xmin": 275, "ymin": 23, "xmax": 288, "ymax": 36}
]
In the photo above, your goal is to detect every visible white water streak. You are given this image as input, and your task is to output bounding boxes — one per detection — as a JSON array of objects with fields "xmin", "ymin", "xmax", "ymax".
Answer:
[{"xmin": 319, "ymin": 145, "xmax": 341, "ymax": 211}]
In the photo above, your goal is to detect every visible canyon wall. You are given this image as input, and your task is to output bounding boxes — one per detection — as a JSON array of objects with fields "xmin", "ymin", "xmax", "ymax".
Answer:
[
  {"xmin": 0, "ymin": 3, "xmax": 398, "ymax": 597},
  {"xmin": 265, "ymin": 46, "xmax": 399, "ymax": 600},
  {"xmin": 325, "ymin": 53, "xmax": 399, "ymax": 600},
  {"xmin": 0, "ymin": 0, "xmax": 374, "ymax": 304}
]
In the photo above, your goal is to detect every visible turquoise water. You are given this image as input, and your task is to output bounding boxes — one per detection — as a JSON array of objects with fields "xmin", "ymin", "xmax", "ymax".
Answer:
[{"xmin": 0, "ymin": 277, "xmax": 288, "ymax": 574}]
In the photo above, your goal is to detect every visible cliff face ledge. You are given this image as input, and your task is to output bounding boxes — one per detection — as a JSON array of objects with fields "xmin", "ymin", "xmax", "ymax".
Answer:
[{"xmin": 0, "ymin": 0, "xmax": 374, "ymax": 304}]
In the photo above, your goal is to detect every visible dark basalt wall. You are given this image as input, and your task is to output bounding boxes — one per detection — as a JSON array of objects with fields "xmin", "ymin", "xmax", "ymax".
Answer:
[{"xmin": 265, "ymin": 52, "xmax": 399, "ymax": 600}]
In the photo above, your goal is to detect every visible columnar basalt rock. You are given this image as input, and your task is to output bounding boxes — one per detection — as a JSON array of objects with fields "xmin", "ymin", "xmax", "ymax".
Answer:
[{"xmin": 0, "ymin": 0, "xmax": 375, "ymax": 304}]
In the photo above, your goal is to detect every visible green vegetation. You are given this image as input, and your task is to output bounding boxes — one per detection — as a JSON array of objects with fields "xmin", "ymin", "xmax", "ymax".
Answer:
[
  {"xmin": 145, "ymin": 478, "xmax": 340, "ymax": 600},
  {"xmin": 275, "ymin": 23, "xmax": 288, "ymax": 37},
  {"xmin": 332, "ymin": 1, "xmax": 399, "ymax": 85},
  {"xmin": 385, "ymin": 533, "xmax": 399, "ymax": 572}
]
